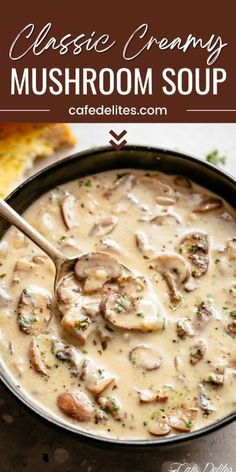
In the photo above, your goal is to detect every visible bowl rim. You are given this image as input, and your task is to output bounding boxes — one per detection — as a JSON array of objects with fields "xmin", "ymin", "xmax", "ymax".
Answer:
[{"xmin": 0, "ymin": 144, "xmax": 235, "ymax": 448}]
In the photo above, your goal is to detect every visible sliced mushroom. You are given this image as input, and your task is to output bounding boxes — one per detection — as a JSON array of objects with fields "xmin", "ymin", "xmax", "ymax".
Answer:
[
  {"xmin": 137, "ymin": 387, "xmax": 168, "ymax": 403},
  {"xmin": 57, "ymin": 274, "xmax": 82, "ymax": 308},
  {"xmin": 149, "ymin": 253, "xmax": 190, "ymax": 304},
  {"xmin": 61, "ymin": 310, "xmax": 94, "ymax": 345},
  {"xmin": 151, "ymin": 213, "xmax": 181, "ymax": 226},
  {"xmin": 101, "ymin": 277, "xmax": 163, "ymax": 332},
  {"xmin": 13, "ymin": 259, "xmax": 35, "ymax": 283},
  {"xmin": 219, "ymin": 211, "xmax": 234, "ymax": 222},
  {"xmin": 176, "ymin": 320, "xmax": 195, "ymax": 339},
  {"xmin": 74, "ymin": 252, "xmax": 122, "ymax": 294},
  {"xmin": 148, "ymin": 419, "xmax": 171, "ymax": 436},
  {"xmin": 57, "ymin": 391, "xmax": 94, "ymax": 422},
  {"xmin": 135, "ymin": 231, "xmax": 154, "ymax": 257},
  {"xmin": 81, "ymin": 297, "xmax": 101, "ymax": 318},
  {"xmin": 29, "ymin": 338, "xmax": 48, "ymax": 376},
  {"xmin": 59, "ymin": 236, "xmax": 81, "ymax": 257},
  {"xmin": 226, "ymin": 320, "xmax": 236, "ymax": 335},
  {"xmin": 98, "ymin": 395, "xmax": 124, "ymax": 420},
  {"xmin": 32, "ymin": 254, "xmax": 50, "ymax": 266},
  {"xmin": 139, "ymin": 175, "xmax": 175, "ymax": 199},
  {"xmin": 53, "ymin": 340, "xmax": 84, "ymax": 376},
  {"xmin": 155, "ymin": 196, "xmax": 176, "ymax": 206},
  {"xmin": 167, "ymin": 408, "xmax": 198, "ymax": 432},
  {"xmin": 99, "ymin": 237, "xmax": 123, "ymax": 255},
  {"xmin": 89, "ymin": 216, "xmax": 117, "ymax": 237},
  {"xmin": 179, "ymin": 232, "xmax": 209, "ymax": 277},
  {"xmin": 104, "ymin": 173, "xmax": 135, "ymax": 199},
  {"xmin": 57, "ymin": 275, "xmax": 98, "ymax": 343},
  {"xmin": 207, "ymin": 373, "xmax": 224, "ymax": 386},
  {"xmin": 17, "ymin": 286, "xmax": 52, "ymax": 335},
  {"xmin": 198, "ymin": 384, "xmax": 215, "ymax": 413},
  {"xmin": 196, "ymin": 301, "xmax": 213, "ymax": 321},
  {"xmin": 194, "ymin": 196, "xmax": 222, "ymax": 213},
  {"xmin": 173, "ymin": 175, "xmax": 192, "ymax": 190},
  {"xmin": 80, "ymin": 359, "xmax": 115, "ymax": 396},
  {"xmin": 190, "ymin": 340, "xmax": 207, "ymax": 364},
  {"xmin": 129, "ymin": 345, "xmax": 162, "ymax": 371},
  {"xmin": 0, "ymin": 287, "xmax": 11, "ymax": 307},
  {"xmin": 60, "ymin": 194, "xmax": 77, "ymax": 229}
]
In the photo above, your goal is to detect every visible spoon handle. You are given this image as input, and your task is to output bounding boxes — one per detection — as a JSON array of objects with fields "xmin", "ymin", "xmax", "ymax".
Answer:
[{"xmin": 0, "ymin": 199, "xmax": 65, "ymax": 266}]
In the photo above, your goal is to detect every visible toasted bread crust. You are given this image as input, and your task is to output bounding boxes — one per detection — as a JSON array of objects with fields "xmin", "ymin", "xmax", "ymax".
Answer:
[{"xmin": 0, "ymin": 123, "xmax": 76, "ymax": 198}]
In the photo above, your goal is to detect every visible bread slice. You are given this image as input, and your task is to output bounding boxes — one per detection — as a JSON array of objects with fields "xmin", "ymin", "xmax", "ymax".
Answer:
[{"xmin": 0, "ymin": 123, "xmax": 76, "ymax": 198}]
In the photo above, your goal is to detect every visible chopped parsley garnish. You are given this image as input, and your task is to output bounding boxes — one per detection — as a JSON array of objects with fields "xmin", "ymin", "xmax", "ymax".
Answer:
[
  {"xmin": 75, "ymin": 318, "xmax": 89, "ymax": 331},
  {"xmin": 214, "ymin": 259, "xmax": 220, "ymax": 264},
  {"xmin": 208, "ymin": 375, "xmax": 218, "ymax": 384},
  {"xmin": 136, "ymin": 312, "xmax": 144, "ymax": 318},
  {"xmin": 85, "ymin": 179, "xmax": 92, "ymax": 188},
  {"xmin": 18, "ymin": 316, "xmax": 37, "ymax": 325},
  {"xmin": 22, "ymin": 288, "xmax": 29, "ymax": 296},
  {"xmin": 116, "ymin": 296, "xmax": 126, "ymax": 313},
  {"xmin": 229, "ymin": 311, "xmax": 236, "ymax": 319},
  {"xmin": 111, "ymin": 400, "xmax": 120, "ymax": 412},
  {"xmin": 184, "ymin": 420, "xmax": 192, "ymax": 428},
  {"xmin": 206, "ymin": 149, "xmax": 226, "ymax": 166},
  {"xmin": 116, "ymin": 173, "xmax": 128, "ymax": 180}
]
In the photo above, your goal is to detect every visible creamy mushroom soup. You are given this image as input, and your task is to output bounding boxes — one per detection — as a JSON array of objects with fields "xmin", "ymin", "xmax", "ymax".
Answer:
[{"xmin": 0, "ymin": 169, "xmax": 235, "ymax": 440}]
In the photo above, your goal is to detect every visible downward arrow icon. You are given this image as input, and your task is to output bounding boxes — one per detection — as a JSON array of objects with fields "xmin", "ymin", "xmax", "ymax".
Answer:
[{"xmin": 109, "ymin": 130, "xmax": 127, "ymax": 150}]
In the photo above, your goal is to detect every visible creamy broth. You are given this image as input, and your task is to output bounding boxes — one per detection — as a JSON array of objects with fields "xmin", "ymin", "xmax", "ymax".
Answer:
[{"xmin": 0, "ymin": 169, "xmax": 235, "ymax": 440}]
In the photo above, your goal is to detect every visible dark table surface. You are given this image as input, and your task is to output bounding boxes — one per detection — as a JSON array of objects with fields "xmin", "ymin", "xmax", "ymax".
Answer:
[{"xmin": 0, "ymin": 384, "xmax": 235, "ymax": 472}]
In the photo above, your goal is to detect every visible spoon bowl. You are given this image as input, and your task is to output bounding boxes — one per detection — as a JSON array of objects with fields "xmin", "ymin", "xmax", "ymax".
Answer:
[{"xmin": 0, "ymin": 199, "xmax": 132, "ymax": 308}]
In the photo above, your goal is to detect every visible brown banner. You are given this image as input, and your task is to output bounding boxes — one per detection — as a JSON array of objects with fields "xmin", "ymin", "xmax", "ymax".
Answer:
[{"xmin": 0, "ymin": 0, "xmax": 235, "ymax": 122}]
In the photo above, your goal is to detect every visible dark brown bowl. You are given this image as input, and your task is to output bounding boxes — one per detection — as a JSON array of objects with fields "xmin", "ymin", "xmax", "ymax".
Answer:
[{"xmin": 0, "ymin": 145, "xmax": 235, "ymax": 450}]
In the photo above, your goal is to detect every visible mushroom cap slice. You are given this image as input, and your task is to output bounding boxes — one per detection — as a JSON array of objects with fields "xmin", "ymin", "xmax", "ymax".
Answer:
[
  {"xmin": 129, "ymin": 345, "xmax": 162, "ymax": 371},
  {"xmin": 57, "ymin": 391, "xmax": 94, "ymax": 422},
  {"xmin": 29, "ymin": 338, "xmax": 48, "ymax": 376},
  {"xmin": 57, "ymin": 274, "xmax": 82, "ymax": 308},
  {"xmin": 167, "ymin": 408, "xmax": 198, "ymax": 432},
  {"xmin": 194, "ymin": 197, "xmax": 222, "ymax": 213},
  {"xmin": 80, "ymin": 359, "xmax": 115, "ymax": 396},
  {"xmin": 98, "ymin": 395, "xmax": 124, "ymax": 421},
  {"xmin": 101, "ymin": 292, "xmax": 163, "ymax": 332},
  {"xmin": 149, "ymin": 253, "xmax": 190, "ymax": 303},
  {"xmin": 173, "ymin": 175, "xmax": 192, "ymax": 190},
  {"xmin": 176, "ymin": 320, "xmax": 195, "ymax": 339},
  {"xmin": 135, "ymin": 231, "xmax": 154, "ymax": 257},
  {"xmin": 17, "ymin": 286, "xmax": 52, "ymax": 335},
  {"xmin": 137, "ymin": 388, "xmax": 168, "ymax": 403},
  {"xmin": 89, "ymin": 216, "xmax": 117, "ymax": 237},
  {"xmin": 61, "ymin": 310, "xmax": 93, "ymax": 345},
  {"xmin": 179, "ymin": 232, "xmax": 209, "ymax": 277},
  {"xmin": 150, "ymin": 213, "xmax": 181, "ymax": 226},
  {"xmin": 57, "ymin": 274, "xmax": 98, "ymax": 343},
  {"xmin": 139, "ymin": 175, "xmax": 175, "ymax": 198},
  {"xmin": 148, "ymin": 419, "xmax": 171, "ymax": 436},
  {"xmin": 190, "ymin": 340, "xmax": 207, "ymax": 364},
  {"xmin": 103, "ymin": 173, "xmax": 135, "ymax": 199},
  {"xmin": 53, "ymin": 340, "xmax": 84, "ymax": 376},
  {"xmin": 61, "ymin": 194, "xmax": 77, "ymax": 229},
  {"xmin": 74, "ymin": 252, "xmax": 122, "ymax": 294}
]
